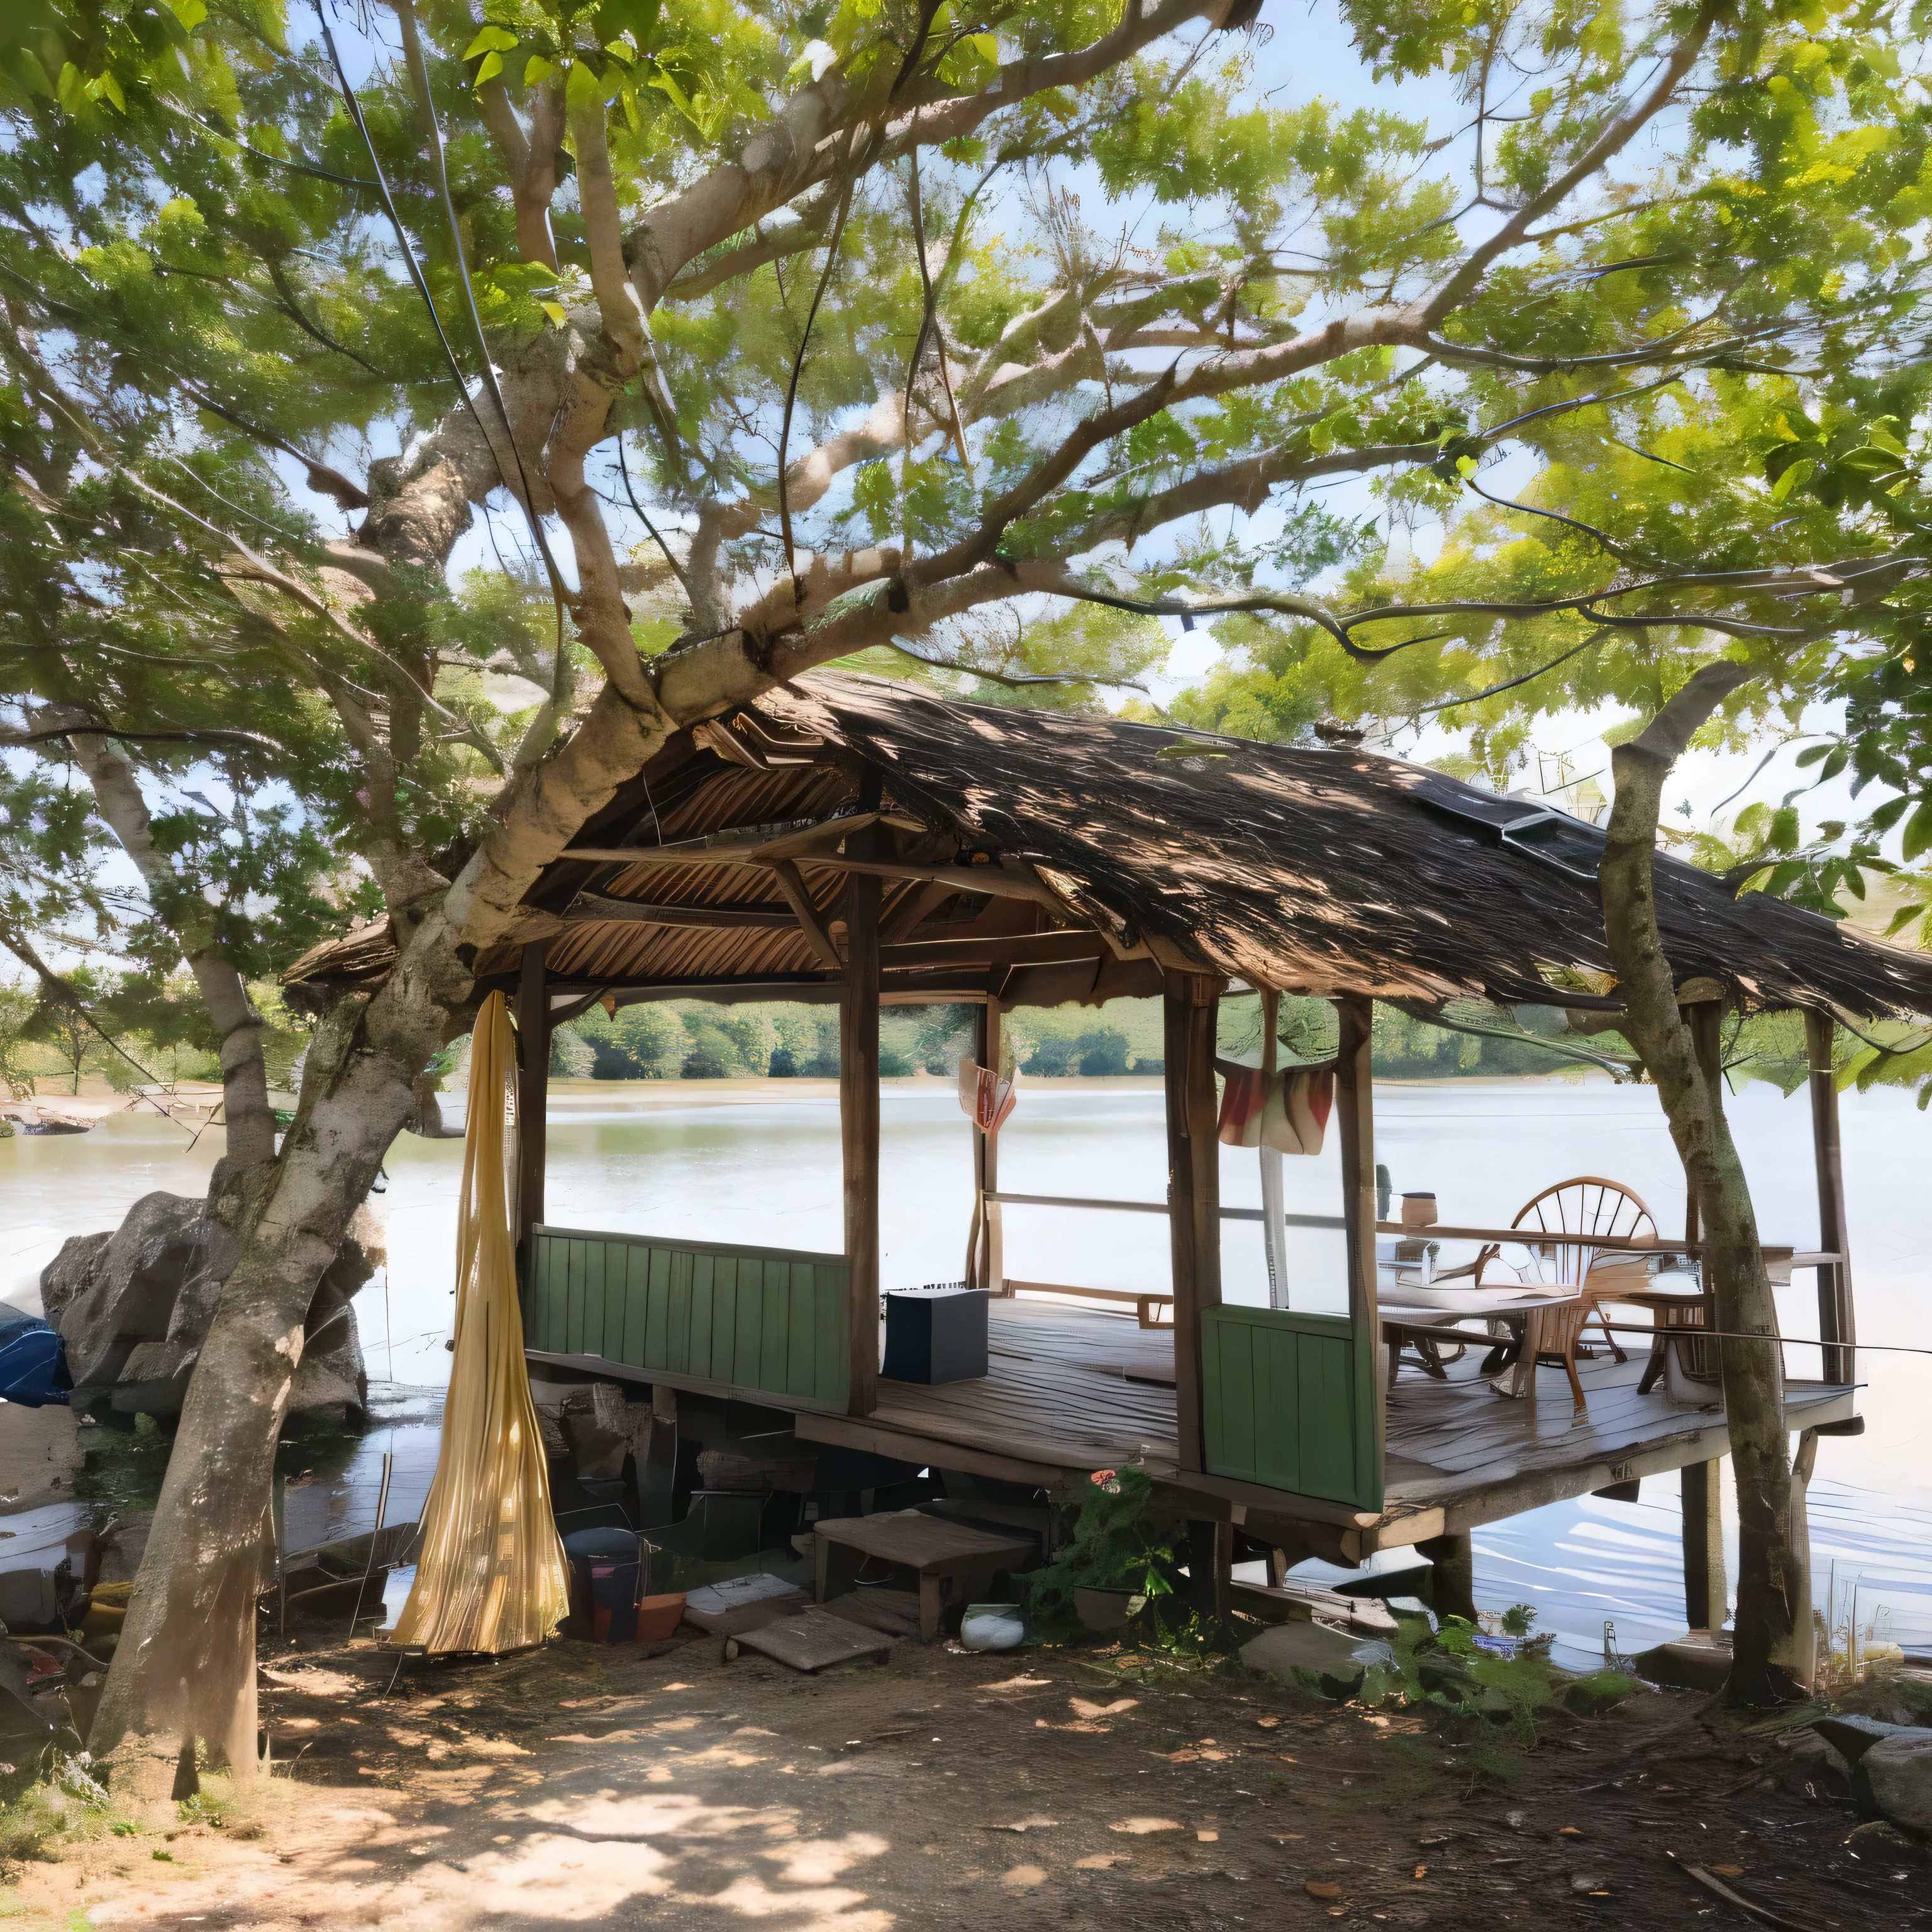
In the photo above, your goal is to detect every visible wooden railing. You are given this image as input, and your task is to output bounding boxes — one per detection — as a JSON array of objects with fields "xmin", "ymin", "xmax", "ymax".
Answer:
[
  {"xmin": 1199, "ymin": 1304, "xmax": 1383, "ymax": 1511},
  {"xmin": 524, "ymin": 1226, "xmax": 851, "ymax": 1409}
]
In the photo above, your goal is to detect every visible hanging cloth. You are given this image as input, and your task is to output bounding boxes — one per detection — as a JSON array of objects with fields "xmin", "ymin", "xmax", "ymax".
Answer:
[
  {"xmin": 1215, "ymin": 1062, "xmax": 1335, "ymax": 1155},
  {"xmin": 956, "ymin": 1057, "xmax": 1018, "ymax": 1135},
  {"xmin": 388, "ymin": 991, "xmax": 569, "ymax": 1654}
]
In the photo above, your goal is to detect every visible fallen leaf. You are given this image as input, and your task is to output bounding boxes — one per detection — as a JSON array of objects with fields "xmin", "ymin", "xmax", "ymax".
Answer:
[
  {"xmin": 1197, "ymin": 1748, "xmax": 1230, "ymax": 1762},
  {"xmin": 984, "ymin": 1676, "xmax": 1054, "ymax": 1690},
  {"xmin": 1306, "ymin": 1879, "xmax": 1341, "ymax": 1899},
  {"xmin": 1255, "ymin": 1715, "xmax": 1281, "ymax": 1729},
  {"xmin": 1076, "ymin": 1854, "xmax": 1131, "ymax": 1869},
  {"xmin": 1558, "ymin": 1825, "xmax": 1584, "ymax": 1838},
  {"xmin": 1413, "ymin": 1863, "xmax": 1428, "ymax": 1879},
  {"xmin": 1275, "ymin": 1753, "xmax": 1299, "ymax": 1764},
  {"xmin": 1110, "ymin": 1817, "xmax": 1183, "ymax": 1835},
  {"xmin": 1164, "ymin": 1749, "xmax": 1200, "ymax": 1762},
  {"xmin": 1197, "ymin": 1830, "xmax": 1219, "ymax": 1843},
  {"xmin": 1001, "ymin": 1865, "xmax": 1047, "ymax": 1889},
  {"xmin": 1070, "ymin": 1697, "xmax": 1138, "ymax": 1719},
  {"xmin": 1708, "ymin": 1864, "xmax": 1745, "ymax": 1878},
  {"xmin": 982, "ymin": 1818, "xmax": 1058, "ymax": 1833}
]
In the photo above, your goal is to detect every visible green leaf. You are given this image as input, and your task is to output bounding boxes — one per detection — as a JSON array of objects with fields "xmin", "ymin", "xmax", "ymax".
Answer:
[
  {"xmin": 1770, "ymin": 458, "xmax": 1814, "ymax": 502},
  {"xmin": 525, "ymin": 55, "xmax": 556, "ymax": 86},
  {"xmin": 539, "ymin": 301, "xmax": 567, "ymax": 327},
  {"xmin": 462, "ymin": 24, "xmax": 520, "ymax": 58},
  {"xmin": 167, "ymin": 0, "xmax": 208, "ymax": 27},
  {"xmin": 1882, "ymin": 902, "xmax": 1926, "ymax": 936},
  {"xmin": 474, "ymin": 50, "xmax": 504, "ymax": 86},
  {"xmin": 1906, "ymin": 801, "xmax": 1932, "ymax": 863}
]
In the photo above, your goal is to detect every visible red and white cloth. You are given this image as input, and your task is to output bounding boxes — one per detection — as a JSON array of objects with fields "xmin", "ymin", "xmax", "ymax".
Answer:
[
  {"xmin": 1215, "ymin": 1063, "xmax": 1333, "ymax": 1155},
  {"xmin": 957, "ymin": 1057, "xmax": 1018, "ymax": 1135}
]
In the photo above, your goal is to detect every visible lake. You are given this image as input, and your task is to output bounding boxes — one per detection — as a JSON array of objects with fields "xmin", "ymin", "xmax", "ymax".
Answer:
[{"xmin": 5, "ymin": 1070, "xmax": 1928, "ymax": 1670}]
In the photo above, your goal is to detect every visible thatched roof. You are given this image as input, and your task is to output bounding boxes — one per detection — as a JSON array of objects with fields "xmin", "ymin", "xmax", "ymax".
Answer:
[{"xmin": 283, "ymin": 672, "xmax": 1932, "ymax": 1020}]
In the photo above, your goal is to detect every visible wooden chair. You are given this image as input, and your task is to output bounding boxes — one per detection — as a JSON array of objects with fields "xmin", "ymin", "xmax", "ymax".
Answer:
[{"xmin": 1462, "ymin": 1176, "xmax": 1656, "ymax": 1372}]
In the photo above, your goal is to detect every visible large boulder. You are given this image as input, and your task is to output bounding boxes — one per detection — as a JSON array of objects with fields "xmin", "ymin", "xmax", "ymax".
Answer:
[
  {"xmin": 1855, "ymin": 1729, "xmax": 1932, "ymax": 1838},
  {"xmin": 40, "ymin": 1191, "xmax": 378, "ymax": 1423}
]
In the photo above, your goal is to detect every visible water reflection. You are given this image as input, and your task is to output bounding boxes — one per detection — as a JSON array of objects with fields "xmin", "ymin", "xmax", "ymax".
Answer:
[{"xmin": 4, "ymin": 1074, "xmax": 1927, "ymax": 1663}]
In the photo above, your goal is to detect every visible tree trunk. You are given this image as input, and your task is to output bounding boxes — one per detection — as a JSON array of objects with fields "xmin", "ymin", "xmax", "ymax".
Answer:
[
  {"xmin": 53, "ymin": 719, "xmax": 279, "ymax": 1189},
  {"xmin": 89, "ymin": 966, "xmax": 445, "ymax": 1784},
  {"xmin": 1599, "ymin": 660, "xmax": 1802, "ymax": 1706}
]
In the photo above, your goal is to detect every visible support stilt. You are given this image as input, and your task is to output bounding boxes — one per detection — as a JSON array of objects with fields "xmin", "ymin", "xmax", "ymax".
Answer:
[
  {"xmin": 1682, "ymin": 1458, "xmax": 1728, "ymax": 1632},
  {"xmin": 1418, "ymin": 1531, "xmax": 1478, "ymax": 1625}
]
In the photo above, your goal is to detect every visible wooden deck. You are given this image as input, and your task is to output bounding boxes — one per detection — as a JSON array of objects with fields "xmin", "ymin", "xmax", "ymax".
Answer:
[{"xmin": 533, "ymin": 1291, "xmax": 1856, "ymax": 1555}]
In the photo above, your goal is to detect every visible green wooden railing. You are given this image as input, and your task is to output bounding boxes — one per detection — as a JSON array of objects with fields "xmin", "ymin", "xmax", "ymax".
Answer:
[
  {"xmin": 525, "ymin": 1226, "xmax": 851, "ymax": 1410},
  {"xmin": 1199, "ymin": 1304, "xmax": 1382, "ymax": 1511}
]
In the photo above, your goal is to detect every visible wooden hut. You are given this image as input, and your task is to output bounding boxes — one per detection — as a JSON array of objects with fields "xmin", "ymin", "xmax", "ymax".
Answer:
[{"xmin": 287, "ymin": 673, "xmax": 1932, "ymax": 1634}]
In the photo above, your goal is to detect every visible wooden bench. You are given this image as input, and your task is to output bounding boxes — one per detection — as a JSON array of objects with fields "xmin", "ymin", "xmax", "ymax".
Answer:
[{"xmin": 814, "ymin": 1511, "xmax": 1037, "ymax": 1641}]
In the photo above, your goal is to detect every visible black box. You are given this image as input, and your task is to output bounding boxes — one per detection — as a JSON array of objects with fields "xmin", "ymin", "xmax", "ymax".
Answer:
[{"xmin": 881, "ymin": 1284, "xmax": 989, "ymax": 1384}]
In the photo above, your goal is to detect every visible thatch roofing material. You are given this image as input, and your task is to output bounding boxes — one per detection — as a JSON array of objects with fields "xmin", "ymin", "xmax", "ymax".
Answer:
[{"xmin": 283, "ymin": 673, "xmax": 1932, "ymax": 1020}]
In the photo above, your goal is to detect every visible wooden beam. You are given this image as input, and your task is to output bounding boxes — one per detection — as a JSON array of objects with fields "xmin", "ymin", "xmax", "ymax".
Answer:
[
  {"xmin": 1165, "ymin": 970, "xmax": 1223, "ymax": 1475},
  {"xmin": 841, "ymin": 818, "xmax": 884, "ymax": 1418},
  {"xmin": 792, "ymin": 1411, "xmax": 1067, "ymax": 1489},
  {"xmin": 1335, "ymin": 994, "xmax": 1385, "ymax": 1478},
  {"xmin": 560, "ymin": 892, "xmax": 798, "ymax": 928},
  {"xmin": 553, "ymin": 809, "xmax": 888, "ymax": 870},
  {"xmin": 970, "ymin": 1001, "xmax": 1005, "ymax": 1295},
  {"xmin": 1805, "ymin": 1010, "xmax": 1855, "ymax": 1384},
  {"xmin": 766, "ymin": 857, "xmax": 844, "ymax": 971},
  {"xmin": 879, "ymin": 877, "xmax": 957, "ymax": 947},
  {"xmin": 514, "ymin": 942, "xmax": 550, "ymax": 1241},
  {"xmin": 880, "ymin": 930, "xmax": 1110, "ymax": 970}
]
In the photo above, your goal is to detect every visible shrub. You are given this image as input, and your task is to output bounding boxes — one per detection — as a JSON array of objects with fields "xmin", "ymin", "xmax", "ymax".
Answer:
[
  {"xmin": 769, "ymin": 1043, "xmax": 799, "ymax": 1077},
  {"xmin": 1075, "ymin": 1026, "xmax": 1130, "ymax": 1075}
]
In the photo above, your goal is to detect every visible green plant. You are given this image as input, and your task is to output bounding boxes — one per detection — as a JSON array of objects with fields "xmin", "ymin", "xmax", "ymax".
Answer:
[{"xmin": 1021, "ymin": 1466, "xmax": 1180, "ymax": 1636}]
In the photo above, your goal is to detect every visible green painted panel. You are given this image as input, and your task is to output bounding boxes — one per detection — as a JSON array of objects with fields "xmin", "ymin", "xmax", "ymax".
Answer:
[
  {"xmin": 1201, "ymin": 1305, "xmax": 1380, "ymax": 1511},
  {"xmin": 667, "ymin": 1248, "xmax": 692, "ymax": 1369},
  {"xmin": 565, "ymin": 1239, "xmax": 586, "ymax": 1355},
  {"xmin": 582, "ymin": 1240, "xmax": 606, "ymax": 1358},
  {"xmin": 527, "ymin": 1226, "xmax": 851, "ymax": 1407},
  {"xmin": 816, "ymin": 1265, "xmax": 847, "ymax": 1407},
  {"xmin": 785, "ymin": 1264, "xmax": 816, "ymax": 1396},
  {"xmin": 645, "ymin": 1246, "xmax": 670, "ymax": 1366}
]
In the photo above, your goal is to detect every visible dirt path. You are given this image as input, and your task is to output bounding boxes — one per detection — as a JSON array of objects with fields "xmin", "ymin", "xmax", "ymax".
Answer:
[{"xmin": 12, "ymin": 1632, "xmax": 1925, "ymax": 1931}]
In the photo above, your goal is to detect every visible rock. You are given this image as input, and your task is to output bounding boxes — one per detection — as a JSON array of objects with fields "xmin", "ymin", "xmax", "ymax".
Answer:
[
  {"xmin": 1854, "ymin": 1729, "xmax": 1932, "ymax": 1836},
  {"xmin": 1771, "ymin": 1728, "xmax": 1852, "ymax": 1797},
  {"xmin": 1241, "ymin": 1618, "xmax": 1372, "ymax": 1695},
  {"xmin": 560, "ymin": 1380, "xmax": 631, "ymax": 1479},
  {"xmin": 1840, "ymin": 1665, "xmax": 1932, "ymax": 1729},
  {"xmin": 42, "ymin": 1190, "xmax": 375, "ymax": 1422},
  {"xmin": 1814, "ymin": 1713, "xmax": 1907, "ymax": 1765},
  {"xmin": 1844, "ymin": 1819, "xmax": 1932, "ymax": 1863},
  {"xmin": 1633, "ymin": 1631, "xmax": 1731, "ymax": 1692}
]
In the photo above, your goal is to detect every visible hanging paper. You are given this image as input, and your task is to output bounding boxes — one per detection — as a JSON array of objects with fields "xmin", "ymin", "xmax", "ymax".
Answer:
[{"xmin": 957, "ymin": 1057, "xmax": 1018, "ymax": 1135}]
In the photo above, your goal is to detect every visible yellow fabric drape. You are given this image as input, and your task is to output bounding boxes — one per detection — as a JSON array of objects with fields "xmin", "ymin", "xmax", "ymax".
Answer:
[{"xmin": 389, "ymin": 992, "xmax": 569, "ymax": 1653}]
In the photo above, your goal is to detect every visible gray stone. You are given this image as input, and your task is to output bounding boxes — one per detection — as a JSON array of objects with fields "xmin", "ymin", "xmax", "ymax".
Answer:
[
  {"xmin": 1814, "ymin": 1713, "xmax": 1907, "ymax": 1765},
  {"xmin": 1772, "ymin": 1728, "xmax": 1852, "ymax": 1796},
  {"xmin": 44, "ymin": 1190, "xmax": 375, "ymax": 1421},
  {"xmin": 1856, "ymin": 1729, "xmax": 1932, "ymax": 1836},
  {"xmin": 1240, "ymin": 1618, "xmax": 1372, "ymax": 1686}
]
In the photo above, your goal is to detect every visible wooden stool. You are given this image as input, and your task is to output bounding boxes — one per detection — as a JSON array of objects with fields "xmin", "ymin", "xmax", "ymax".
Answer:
[{"xmin": 814, "ymin": 1511, "xmax": 1036, "ymax": 1641}]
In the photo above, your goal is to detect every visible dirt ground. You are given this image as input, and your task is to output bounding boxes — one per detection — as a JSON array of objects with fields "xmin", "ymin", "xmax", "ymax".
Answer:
[{"xmin": 9, "ymin": 1628, "xmax": 1928, "ymax": 1932}]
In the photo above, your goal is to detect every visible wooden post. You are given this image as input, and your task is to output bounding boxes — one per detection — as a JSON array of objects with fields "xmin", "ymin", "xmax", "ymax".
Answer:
[
  {"xmin": 1804, "ymin": 1011, "xmax": 1855, "ymax": 1385},
  {"xmin": 970, "ymin": 1001, "xmax": 1007, "ymax": 1295},
  {"xmin": 1418, "ymin": 1531, "xmax": 1478, "ymax": 1624},
  {"xmin": 841, "ymin": 832, "xmax": 883, "ymax": 1418},
  {"xmin": 1164, "ymin": 972, "xmax": 1223, "ymax": 1475},
  {"xmin": 1334, "ymin": 995, "xmax": 1385, "ymax": 1456},
  {"xmin": 514, "ymin": 941, "xmax": 550, "ymax": 1243},
  {"xmin": 1682, "ymin": 1457, "xmax": 1728, "ymax": 1632}
]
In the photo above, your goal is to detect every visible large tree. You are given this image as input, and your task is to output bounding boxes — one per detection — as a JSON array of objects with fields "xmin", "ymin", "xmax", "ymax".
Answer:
[{"xmin": 4, "ymin": 0, "xmax": 1928, "ymax": 1772}]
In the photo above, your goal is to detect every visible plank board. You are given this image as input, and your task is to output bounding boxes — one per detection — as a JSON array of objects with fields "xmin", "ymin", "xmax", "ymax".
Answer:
[{"xmin": 736, "ymin": 1606, "xmax": 897, "ymax": 1671}]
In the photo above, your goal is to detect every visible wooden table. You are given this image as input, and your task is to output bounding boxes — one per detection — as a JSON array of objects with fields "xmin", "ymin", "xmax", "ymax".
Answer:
[
  {"xmin": 1378, "ymin": 1289, "xmax": 1582, "ymax": 1393},
  {"xmin": 814, "ymin": 1511, "xmax": 1038, "ymax": 1642}
]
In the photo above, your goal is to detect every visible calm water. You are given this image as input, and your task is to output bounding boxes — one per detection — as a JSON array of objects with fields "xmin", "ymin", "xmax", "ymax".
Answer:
[{"xmin": 5, "ymin": 1073, "xmax": 1928, "ymax": 1668}]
